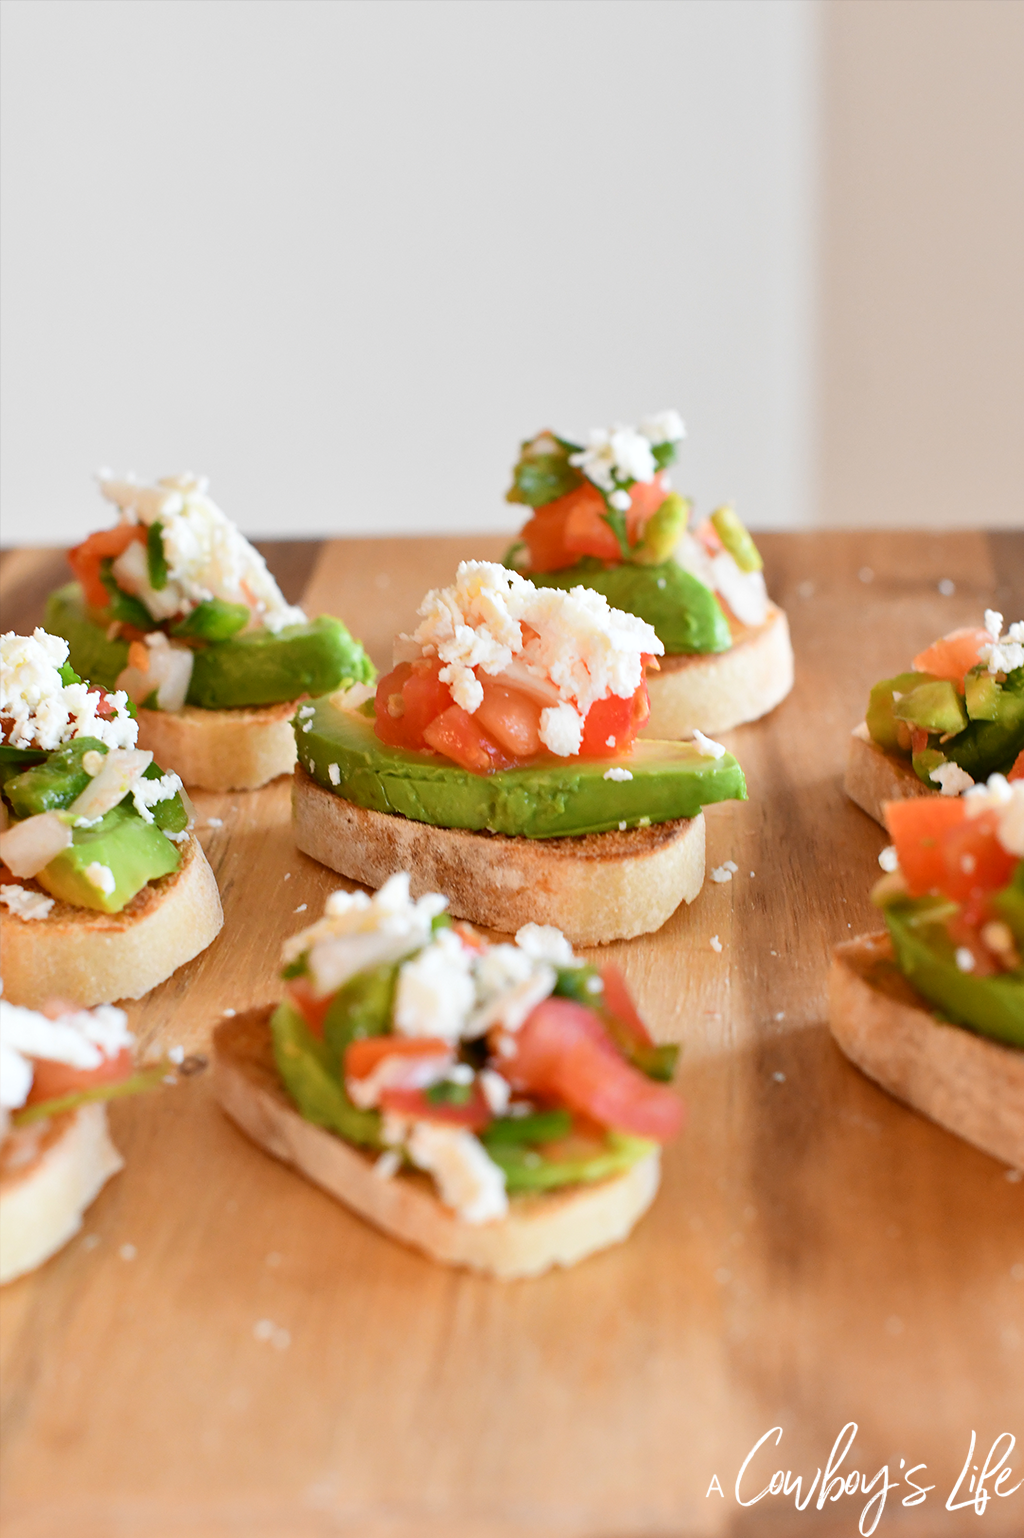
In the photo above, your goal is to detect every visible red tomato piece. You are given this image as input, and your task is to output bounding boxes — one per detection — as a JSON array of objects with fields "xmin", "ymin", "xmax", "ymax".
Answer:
[
  {"xmin": 1009, "ymin": 750, "xmax": 1024, "ymax": 782},
  {"xmin": 378, "ymin": 1082, "xmax": 492, "ymax": 1131},
  {"xmin": 598, "ymin": 963, "xmax": 654, "ymax": 1047},
  {"xmin": 68, "ymin": 525, "xmax": 146, "ymax": 609},
  {"xmin": 912, "ymin": 627, "xmax": 990, "ymax": 686},
  {"xmin": 474, "ymin": 678, "xmax": 542, "ymax": 758},
  {"xmin": 26, "ymin": 1046, "xmax": 134, "ymax": 1106},
  {"xmin": 345, "ymin": 1036, "xmax": 452, "ymax": 1080},
  {"xmin": 579, "ymin": 682, "xmax": 650, "ymax": 758},
  {"xmin": 422, "ymin": 704, "xmax": 513, "ymax": 773},
  {"xmin": 884, "ymin": 797, "xmax": 1015, "ymax": 914},
  {"xmin": 285, "ymin": 977, "xmax": 333, "ymax": 1039},
  {"xmin": 563, "ymin": 484, "xmax": 622, "ymax": 562},
  {"xmin": 505, "ymin": 996, "xmax": 683, "ymax": 1142},
  {"xmin": 374, "ymin": 657, "xmax": 454, "ymax": 752},
  {"xmin": 623, "ymin": 473, "xmax": 670, "ymax": 543}
]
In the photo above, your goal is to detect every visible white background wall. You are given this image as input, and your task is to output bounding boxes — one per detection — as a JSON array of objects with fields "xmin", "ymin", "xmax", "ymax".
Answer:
[{"xmin": 0, "ymin": 0, "xmax": 817, "ymax": 545}]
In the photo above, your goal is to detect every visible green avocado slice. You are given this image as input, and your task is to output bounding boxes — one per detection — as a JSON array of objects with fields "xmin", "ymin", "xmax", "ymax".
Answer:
[
  {"xmin": 270, "ymin": 1000, "xmax": 382, "ymax": 1148},
  {"xmin": 526, "ymin": 559, "xmax": 731, "ymax": 656},
  {"xmin": 297, "ymin": 697, "xmax": 746, "ymax": 839},
  {"xmin": 36, "ymin": 803, "xmax": 181, "ymax": 914},
  {"xmin": 45, "ymin": 581, "xmax": 375, "ymax": 709},
  {"xmin": 881, "ymin": 896, "xmax": 1024, "ymax": 1049},
  {"xmin": 483, "ymin": 1131, "xmax": 656, "ymax": 1192}
]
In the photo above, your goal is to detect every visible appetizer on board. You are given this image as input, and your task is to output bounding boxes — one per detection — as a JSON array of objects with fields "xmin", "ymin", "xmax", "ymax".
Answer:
[
  {"xmin": 214, "ymin": 875, "xmax": 682, "ymax": 1278},
  {"xmin": 504, "ymin": 414, "xmax": 794, "ymax": 735},
  {"xmin": 291, "ymin": 561, "xmax": 746, "ymax": 944},
  {"xmin": 45, "ymin": 473, "xmax": 373, "ymax": 791},
  {"xmin": 0, "ymin": 994, "xmax": 167, "ymax": 1283},
  {"xmin": 845, "ymin": 610, "xmax": 1024, "ymax": 826},
  {"xmin": 1, "ymin": 630, "xmax": 222, "ymax": 1007},
  {"xmin": 830, "ymin": 777, "xmax": 1024, "ymax": 1168}
]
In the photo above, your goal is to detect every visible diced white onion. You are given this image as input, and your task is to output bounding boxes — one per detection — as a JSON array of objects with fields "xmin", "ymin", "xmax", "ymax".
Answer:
[
  {"xmin": 492, "ymin": 659, "xmax": 562, "ymax": 708},
  {"xmin": 0, "ymin": 811, "xmax": 72, "ymax": 878},
  {"xmin": 116, "ymin": 642, "xmax": 193, "ymax": 713},
  {"xmin": 330, "ymin": 681, "xmax": 375, "ymax": 713},
  {"xmin": 67, "ymin": 748, "xmax": 153, "ymax": 823},
  {"xmin": 709, "ymin": 553, "xmax": 769, "ymax": 627},
  {"xmin": 111, "ymin": 538, "xmax": 184, "ymax": 622}
]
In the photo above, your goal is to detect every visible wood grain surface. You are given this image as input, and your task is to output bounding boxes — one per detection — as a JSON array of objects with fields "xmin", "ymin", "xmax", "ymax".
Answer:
[{"xmin": 1, "ymin": 533, "xmax": 1022, "ymax": 1538}]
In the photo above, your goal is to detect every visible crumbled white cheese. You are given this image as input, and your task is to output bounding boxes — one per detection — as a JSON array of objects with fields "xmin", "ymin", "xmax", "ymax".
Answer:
[
  {"xmin": 515, "ymin": 923, "xmax": 576, "ymax": 968},
  {"xmin": 465, "ymin": 944, "xmax": 556, "ymax": 1037},
  {"xmin": 1, "ymin": 630, "xmax": 135, "ymax": 751},
  {"xmin": 479, "ymin": 1068, "xmax": 512, "ymax": 1115},
  {"xmin": 282, "ymin": 872, "xmax": 448, "ymax": 997},
  {"xmin": 0, "ymin": 884, "xmax": 54, "ymax": 921},
  {"xmin": 929, "ymin": 762, "xmax": 975, "ymax": 796},
  {"xmin": 84, "ymin": 862, "xmax": 116, "ymax": 895},
  {"xmin": 0, "ymin": 997, "xmax": 132, "ymax": 1110},
  {"xmin": 393, "ymin": 928, "xmax": 476, "ymax": 1041},
  {"xmin": 408, "ymin": 562, "xmax": 662, "ymax": 754},
  {"xmin": 608, "ymin": 488, "xmax": 632, "ymax": 512},
  {"xmin": 405, "ymin": 1121, "xmax": 508, "ymax": 1224},
  {"xmin": 709, "ymin": 935, "xmax": 723, "ymax": 953},
  {"xmin": 131, "ymin": 770, "xmax": 182, "ymax": 824},
  {"xmin": 878, "ymin": 845, "xmax": 900, "ymax": 873},
  {"xmin": 955, "ymin": 947, "xmax": 976, "ymax": 973},
  {"xmin": 639, "ymin": 409, "xmax": 685, "ymax": 446},
  {"xmin": 603, "ymin": 766, "xmax": 633, "ymax": 782},
  {"xmin": 97, "ymin": 472, "xmax": 307, "ymax": 634},
  {"xmin": 690, "ymin": 730, "xmax": 726, "ymax": 759},
  {"xmin": 346, "ymin": 1044, "xmax": 453, "ymax": 1110},
  {"xmin": 710, "ymin": 866, "xmax": 733, "ymax": 884},
  {"xmin": 964, "ymin": 774, "xmax": 1024, "ymax": 856},
  {"xmin": 569, "ymin": 424, "xmax": 659, "ymax": 493},
  {"xmin": 978, "ymin": 612, "xmax": 1024, "ymax": 677},
  {"xmin": 374, "ymin": 1150, "xmax": 402, "ymax": 1181},
  {"xmin": 328, "ymin": 763, "xmax": 341, "ymax": 786}
]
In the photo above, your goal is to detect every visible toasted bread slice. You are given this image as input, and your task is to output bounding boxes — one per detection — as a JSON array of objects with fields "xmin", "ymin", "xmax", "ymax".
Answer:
[
  {"xmin": 0, "ymin": 835, "xmax": 223, "ymax": 1008},
  {"xmin": 642, "ymin": 602, "xmax": 794, "ymax": 738},
  {"xmin": 214, "ymin": 1009, "xmax": 661, "ymax": 1279},
  {"xmin": 829, "ymin": 932, "xmax": 1024, "ymax": 1168},
  {"xmin": 0, "ymin": 1103, "xmax": 124, "ymax": 1284},
  {"xmin": 134, "ymin": 700, "xmax": 298, "ymax": 791},
  {"xmin": 844, "ymin": 724, "xmax": 935, "ymax": 826},
  {"xmin": 291, "ymin": 766, "xmax": 705, "ymax": 945}
]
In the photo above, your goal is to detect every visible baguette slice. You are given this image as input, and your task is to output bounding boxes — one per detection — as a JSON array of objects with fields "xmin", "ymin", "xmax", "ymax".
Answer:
[
  {"xmin": 829, "ymin": 932, "xmax": 1024, "ymax": 1168},
  {"xmin": 0, "ymin": 1103, "xmax": 123, "ymax": 1284},
  {"xmin": 844, "ymin": 724, "xmax": 935, "ymax": 826},
  {"xmin": 642, "ymin": 602, "xmax": 794, "ymax": 738},
  {"xmin": 0, "ymin": 835, "xmax": 223, "ymax": 1008},
  {"xmin": 291, "ymin": 766, "xmax": 706, "ymax": 945},
  {"xmin": 133, "ymin": 700, "xmax": 298, "ymax": 791},
  {"xmin": 214, "ymin": 1009, "xmax": 662, "ymax": 1279}
]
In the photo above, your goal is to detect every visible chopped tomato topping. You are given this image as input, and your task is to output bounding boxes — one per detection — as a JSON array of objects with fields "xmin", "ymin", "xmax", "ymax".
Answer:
[
  {"xmin": 285, "ymin": 976, "xmax": 333, "ymax": 1039},
  {"xmin": 378, "ymin": 1082, "xmax": 491, "ymax": 1130},
  {"xmin": 26, "ymin": 1046, "xmax": 134, "ymax": 1106},
  {"xmin": 474, "ymin": 677, "xmax": 543, "ymax": 758},
  {"xmin": 344, "ymin": 1035, "xmax": 452, "ymax": 1080},
  {"xmin": 580, "ymin": 680, "xmax": 650, "ymax": 757},
  {"xmin": 68, "ymin": 524, "xmax": 146, "ymax": 609},
  {"xmin": 422, "ymin": 704, "xmax": 514, "ymax": 773},
  {"xmin": 1009, "ymin": 750, "xmax": 1024, "ymax": 781},
  {"xmin": 521, "ymin": 474, "xmax": 671, "ymax": 573},
  {"xmin": 912, "ymin": 627, "xmax": 991, "ymax": 687},
  {"xmin": 374, "ymin": 657, "xmax": 453, "ymax": 752},
  {"xmin": 885, "ymin": 797, "xmax": 1016, "ymax": 923},
  {"xmin": 504, "ymin": 996, "xmax": 682, "ymax": 1142},
  {"xmin": 598, "ymin": 963, "xmax": 654, "ymax": 1047}
]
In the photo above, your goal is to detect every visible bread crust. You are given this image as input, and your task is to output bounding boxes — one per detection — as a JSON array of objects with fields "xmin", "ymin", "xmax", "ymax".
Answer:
[
  {"xmin": 844, "ymin": 725, "xmax": 935, "ymax": 826},
  {"xmin": 0, "ymin": 1103, "xmax": 123, "ymax": 1284},
  {"xmin": 214, "ymin": 1009, "xmax": 662, "ymax": 1279},
  {"xmin": 829, "ymin": 932, "xmax": 1024, "ymax": 1168},
  {"xmin": 134, "ymin": 700, "xmax": 298, "ymax": 791},
  {"xmin": 291, "ymin": 766, "xmax": 706, "ymax": 944},
  {"xmin": 0, "ymin": 835, "xmax": 223, "ymax": 1007},
  {"xmin": 642, "ymin": 602, "xmax": 794, "ymax": 737}
]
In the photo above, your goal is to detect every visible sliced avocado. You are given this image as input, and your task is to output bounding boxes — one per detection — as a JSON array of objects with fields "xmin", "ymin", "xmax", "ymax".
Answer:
[
  {"xmin": 4, "ymin": 736, "xmax": 104, "ymax": 818},
  {"xmin": 710, "ymin": 506, "xmax": 763, "ymax": 573},
  {"xmin": 865, "ymin": 671, "xmax": 927, "ymax": 753},
  {"xmin": 632, "ymin": 493, "xmax": 690, "ymax": 566},
  {"xmin": 484, "ymin": 1130, "xmax": 656, "ymax": 1192},
  {"xmin": 270, "ymin": 1000, "xmax": 381, "ymax": 1147},
  {"xmin": 322, "ymin": 961, "xmax": 402, "ymax": 1061},
  {"xmin": 529, "ymin": 559, "xmax": 731, "ymax": 655},
  {"xmin": 993, "ymin": 866, "xmax": 1024, "ymax": 950},
  {"xmin": 933, "ymin": 666, "xmax": 1024, "ymax": 783},
  {"xmin": 881, "ymin": 895, "xmax": 1024, "ymax": 1049},
  {"xmin": 46, "ymin": 581, "xmax": 375, "ymax": 709},
  {"xmin": 298, "ymin": 698, "xmax": 746, "ymax": 840},
  {"xmin": 36, "ymin": 803, "xmax": 180, "ymax": 914},
  {"xmin": 893, "ymin": 679, "xmax": 968, "ymax": 736},
  {"xmin": 965, "ymin": 668, "xmax": 1002, "ymax": 722}
]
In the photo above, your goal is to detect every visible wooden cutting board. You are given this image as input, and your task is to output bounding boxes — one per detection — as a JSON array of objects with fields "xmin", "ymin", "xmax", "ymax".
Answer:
[{"xmin": 1, "ymin": 532, "xmax": 1023, "ymax": 1538}]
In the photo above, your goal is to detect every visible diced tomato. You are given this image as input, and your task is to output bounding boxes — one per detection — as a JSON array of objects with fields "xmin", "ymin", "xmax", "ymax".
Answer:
[
  {"xmin": 422, "ymin": 705, "xmax": 513, "ymax": 773},
  {"xmin": 521, "ymin": 474, "xmax": 671, "ymax": 573},
  {"xmin": 374, "ymin": 657, "xmax": 453, "ymax": 752},
  {"xmin": 598, "ymin": 963, "xmax": 654, "ymax": 1047},
  {"xmin": 580, "ymin": 681, "xmax": 650, "ymax": 758},
  {"xmin": 26, "ymin": 1046, "xmax": 134, "ymax": 1106},
  {"xmin": 912, "ymin": 627, "xmax": 991, "ymax": 687},
  {"xmin": 474, "ymin": 677, "xmax": 543, "ymax": 758},
  {"xmin": 285, "ymin": 976, "xmax": 333, "ymax": 1038},
  {"xmin": 623, "ymin": 475, "xmax": 670, "ymax": 539},
  {"xmin": 345, "ymin": 1035, "xmax": 452, "ymax": 1080},
  {"xmin": 885, "ymin": 797, "xmax": 1015, "ymax": 921},
  {"xmin": 504, "ymin": 996, "xmax": 683, "ymax": 1142},
  {"xmin": 1009, "ymin": 750, "xmax": 1024, "ymax": 782},
  {"xmin": 68, "ymin": 525, "xmax": 146, "ymax": 609},
  {"xmin": 379, "ymin": 1082, "xmax": 492, "ymax": 1130}
]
